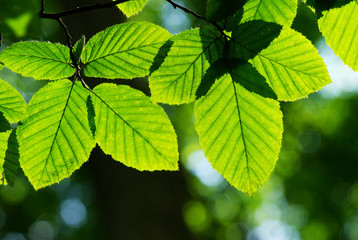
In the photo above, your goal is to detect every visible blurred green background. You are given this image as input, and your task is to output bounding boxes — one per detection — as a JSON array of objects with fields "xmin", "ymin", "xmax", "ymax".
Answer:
[{"xmin": 0, "ymin": 0, "xmax": 358, "ymax": 239}]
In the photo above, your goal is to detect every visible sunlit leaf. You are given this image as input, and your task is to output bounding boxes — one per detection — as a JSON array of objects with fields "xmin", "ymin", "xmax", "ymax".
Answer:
[
  {"xmin": 149, "ymin": 26, "xmax": 225, "ymax": 104},
  {"xmin": 318, "ymin": 1, "xmax": 358, "ymax": 71},
  {"xmin": 82, "ymin": 22, "xmax": 171, "ymax": 79},
  {"xmin": 242, "ymin": 0, "xmax": 298, "ymax": 26},
  {"xmin": 250, "ymin": 27, "xmax": 331, "ymax": 101},
  {"xmin": 195, "ymin": 74, "xmax": 283, "ymax": 195},
  {"xmin": 18, "ymin": 80, "xmax": 95, "ymax": 190},
  {"xmin": 92, "ymin": 83, "xmax": 179, "ymax": 171},
  {"xmin": 117, "ymin": 0, "xmax": 148, "ymax": 17},
  {"xmin": 0, "ymin": 79, "xmax": 26, "ymax": 123},
  {"xmin": 0, "ymin": 42, "xmax": 75, "ymax": 80}
]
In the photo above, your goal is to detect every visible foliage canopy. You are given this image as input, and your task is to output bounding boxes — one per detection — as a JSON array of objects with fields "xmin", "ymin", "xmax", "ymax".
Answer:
[{"xmin": 0, "ymin": 0, "xmax": 357, "ymax": 195}]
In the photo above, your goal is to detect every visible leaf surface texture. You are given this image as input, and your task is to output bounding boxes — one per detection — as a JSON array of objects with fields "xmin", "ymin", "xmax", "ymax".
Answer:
[
  {"xmin": 251, "ymin": 28, "xmax": 331, "ymax": 101},
  {"xmin": 82, "ymin": 22, "xmax": 171, "ymax": 79},
  {"xmin": 92, "ymin": 83, "xmax": 179, "ymax": 171},
  {"xmin": 195, "ymin": 74, "xmax": 283, "ymax": 195},
  {"xmin": 149, "ymin": 26, "xmax": 225, "ymax": 104},
  {"xmin": 0, "ymin": 79, "xmax": 26, "ymax": 123},
  {"xmin": 319, "ymin": 1, "xmax": 358, "ymax": 71},
  {"xmin": 0, "ymin": 42, "xmax": 75, "ymax": 80},
  {"xmin": 18, "ymin": 80, "xmax": 95, "ymax": 190},
  {"xmin": 117, "ymin": 0, "xmax": 148, "ymax": 17}
]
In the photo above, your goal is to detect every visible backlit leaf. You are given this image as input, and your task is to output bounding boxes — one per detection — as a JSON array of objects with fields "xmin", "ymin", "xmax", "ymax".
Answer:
[
  {"xmin": 92, "ymin": 83, "xmax": 179, "ymax": 171},
  {"xmin": 18, "ymin": 80, "xmax": 95, "ymax": 190},
  {"xmin": 242, "ymin": 0, "xmax": 298, "ymax": 26},
  {"xmin": 318, "ymin": 1, "xmax": 358, "ymax": 71},
  {"xmin": 0, "ymin": 42, "xmax": 75, "ymax": 80},
  {"xmin": 149, "ymin": 26, "xmax": 225, "ymax": 104},
  {"xmin": 0, "ymin": 79, "xmax": 26, "ymax": 123},
  {"xmin": 250, "ymin": 27, "xmax": 331, "ymax": 101},
  {"xmin": 195, "ymin": 74, "xmax": 283, "ymax": 195},
  {"xmin": 117, "ymin": 0, "xmax": 148, "ymax": 17},
  {"xmin": 82, "ymin": 22, "xmax": 171, "ymax": 79}
]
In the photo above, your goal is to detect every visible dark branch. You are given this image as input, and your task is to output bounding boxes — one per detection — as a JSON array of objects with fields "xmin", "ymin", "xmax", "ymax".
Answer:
[{"xmin": 40, "ymin": 0, "xmax": 130, "ymax": 19}]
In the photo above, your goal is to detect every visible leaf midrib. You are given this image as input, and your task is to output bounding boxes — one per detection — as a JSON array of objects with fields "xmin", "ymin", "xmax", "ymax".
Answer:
[
  {"xmin": 38, "ymin": 82, "xmax": 75, "ymax": 186},
  {"xmin": 91, "ymin": 89, "xmax": 173, "ymax": 164}
]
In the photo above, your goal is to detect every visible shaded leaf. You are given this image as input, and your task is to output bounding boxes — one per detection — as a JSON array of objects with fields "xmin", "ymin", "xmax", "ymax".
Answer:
[
  {"xmin": 242, "ymin": 0, "xmax": 298, "ymax": 26},
  {"xmin": 318, "ymin": 1, "xmax": 358, "ymax": 71},
  {"xmin": 18, "ymin": 80, "xmax": 95, "ymax": 190},
  {"xmin": 0, "ymin": 79, "xmax": 26, "ymax": 123},
  {"xmin": 230, "ymin": 20, "xmax": 282, "ymax": 60},
  {"xmin": 0, "ymin": 112, "xmax": 11, "ymax": 132},
  {"xmin": 0, "ymin": 42, "xmax": 75, "ymax": 80},
  {"xmin": 4, "ymin": 129, "xmax": 20, "ymax": 186},
  {"xmin": 230, "ymin": 59, "xmax": 277, "ymax": 99},
  {"xmin": 250, "ymin": 27, "xmax": 331, "ymax": 101},
  {"xmin": 149, "ymin": 26, "xmax": 225, "ymax": 104},
  {"xmin": 195, "ymin": 74, "xmax": 283, "ymax": 195},
  {"xmin": 82, "ymin": 22, "xmax": 171, "ymax": 79},
  {"xmin": 92, "ymin": 83, "xmax": 179, "ymax": 171},
  {"xmin": 117, "ymin": 0, "xmax": 148, "ymax": 17},
  {"xmin": 72, "ymin": 36, "xmax": 85, "ymax": 65},
  {"xmin": 0, "ymin": 130, "xmax": 11, "ymax": 185}
]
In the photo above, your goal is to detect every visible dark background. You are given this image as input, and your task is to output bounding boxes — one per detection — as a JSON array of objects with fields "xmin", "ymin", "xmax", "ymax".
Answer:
[{"xmin": 0, "ymin": 0, "xmax": 357, "ymax": 239}]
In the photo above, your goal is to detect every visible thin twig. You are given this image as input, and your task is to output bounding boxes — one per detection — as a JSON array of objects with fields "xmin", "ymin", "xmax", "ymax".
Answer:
[{"xmin": 40, "ymin": 0, "xmax": 130, "ymax": 19}]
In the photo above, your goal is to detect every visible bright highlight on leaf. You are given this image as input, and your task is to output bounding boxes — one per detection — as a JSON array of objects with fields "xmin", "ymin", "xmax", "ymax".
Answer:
[
  {"xmin": 195, "ymin": 74, "xmax": 283, "ymax": 195},
  {"xmin": 0, "ymin": 79, "xmax": 26, "ymax": 123},
  {"xmin": 242, "ymin": 0, "xmax": 298, "ymax": 26},
  {"xmin": 0, "ymin": 42, "xmax": 75, "ymax": 80},
  {"xmin": 117, "ymin": 0, "xmax": 148, "ymax": 17},
  {"xmin": 149, "ymin": 26, "xmax": 225, "ymax": 104},
  {"xmin": 92, "ymin": 83, "xmax": 179, "ymax": 171},
  {"xmin": 82, "ymin": 22, "xmax": 171, "ymax": 80},
  {"xmin": 319, "ymin": 1, "xmax": 358, "ymax": 71},
  {"xmin": 251, "ymin": 27, "xmax": 331, "ymax": 101},
  {"xmin": 18, "ymin": 80, "xmax": 95, "ymax": 190}
]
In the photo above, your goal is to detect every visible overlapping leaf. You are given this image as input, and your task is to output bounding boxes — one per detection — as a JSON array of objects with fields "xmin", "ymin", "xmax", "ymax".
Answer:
[
  {"xmin": 149, "ymin": 26, "xmax": 225, "ymax": 104},
  {"xmin": 0, "ymin": 79, "xmax": 26, "ymax": 123},
  {"xmin": 230, "ymin": 20, "xmax": 282, "ymax": 60},
  {"xmin": 195, "ymin": 74, "xmax": 283, "ymax": 195},
  {"xmin": 4, "ymin": 129, "xmax": 20, "ymax": 186},
  {"xmin": 117, "ymin": 0, "xmax": 148, "ymax": 17},
  {"xmin": 242, "ymin": 0, "xmax": 298, "ymax": 26},
  {"xmin": 206, "ymin": 0, "xmax": 244, "ymax": 22},
  {"xmin": 18, "ymin": 80, "xmax": 95, "ymax": 190},
  {"xmin": 318, "ymin": 1, "xmax": 358, "ymax": 71},
  {"xmin": 82, "ymin": 22, "xmax": 171, "ymax": 79},
  {"xmin": 92, "ymin": 83, "xmax": 179, "ymax": 171},
  {"xmin": 250, "ymin": 27, "xmax": 331, "ymax": 101},
  {"xmin": 0, "ymin": 42, "xmax": 75, "ymax": 80}
]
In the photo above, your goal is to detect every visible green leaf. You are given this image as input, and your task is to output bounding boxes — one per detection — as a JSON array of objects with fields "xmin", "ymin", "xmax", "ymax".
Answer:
[
  {"xmin": 0, "ymin": 79, "xmax": 26, "ymax": 123},
  {"xmin": 92, "ymin": 83, "xmax": 179, "ymax": 171},
  {"xmin": 149, "ymin": 26, "xmax": 225, "ymax": 104},
  {"xmin": 82, "ymin": 22, "xmax": 171, "ymax": 79},
  {"xmin": 0, "ymin": 42, "xmax": 75, "ymax": 80},
  {"xmin": 72, "ymin": 36, "xmax": 86, "ymax": 65},
  {"xmin": 117, "ymin": 0, "xmax": 148, "ymax": 17},
  {"xmin": 242, "ymin": 0, "xmax": 298, "ymax": 26},
  {"xmin": 206, "ymin": 0, "xmax": 245, "ymax": 22},
  {"xmin": 4, "ymin": 129, "xmax": 20, "ymax": 186},
  {"xmin": 318, "ymin": 1, "xmax": 358, "ymax": 71},
  {"xmin": 0, "ymin": 130, "xmax": 11, "ymax": 185},
  {"xmin": 18, "ymin": 80, "xmax": 95, "ymax": 190},
  {"xmin": 231, "ymin": 59, "xmax": 277, "ymax": 99},
  {"xmin": 195, "ymin": 74, "xmax": 283, "ymax": 195},
  {"xmin": 250, "ymin": 27, "xmax": 331, "ymax": 101},
  {"xmin": 230, "ymin": 20, "xmax": 282, "ymax": 60}
]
